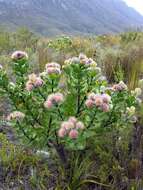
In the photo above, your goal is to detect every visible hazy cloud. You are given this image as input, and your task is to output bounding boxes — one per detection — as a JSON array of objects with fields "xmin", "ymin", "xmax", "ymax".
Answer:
[{"xmin": 123, "ymin": 0, "xmax": 143, "ymax": 15}]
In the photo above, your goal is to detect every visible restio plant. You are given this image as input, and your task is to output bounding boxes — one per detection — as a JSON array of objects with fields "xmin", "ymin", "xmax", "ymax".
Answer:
[
  {"xmin": 0, "ymin": 50, "xmax": 141, "ymax": 189},
  {"xmin": 0, "ymin": 133, "xmax": 52, "ymax": 190}
]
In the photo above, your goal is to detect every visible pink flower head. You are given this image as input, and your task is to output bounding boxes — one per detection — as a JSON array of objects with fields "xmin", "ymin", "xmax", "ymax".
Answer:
[
  {"xmin": 45, "ymin": 62, "xmax": 61, "ymax": 75},
  {"xmin": 113, "ymin": 81, "xmax": 127, "ymax": 92},
  {"xmin": 26, "ymin": 74, "xmax": 44, "ymax": 90},
  {"xmin": 86, "ymin": 92, "xmax": 111, "ymax": 112},
  {"xmin": 85, "ymin": 99, "xmax": 94, "ymax": 108},
  {"xmin": 34, "ymin": 77, "xmax": 44, "ymax": 87},
  {"xmin": 58, "ymin": 117, "xmax": 84, "ymax": 139},
  {"xmin": 48, "ymin": 93, "xmax": 64, "ymax": 104},
  {"xmin": 61, "ymin": 121, "xmax": 71, "ymax": 130},
  {"xmin": 58, "ymin": 128, "xmax": 67, "ymax": 138},
  {"xmin": 80, "ymin": 58, "xmax": 89, "ymax": 65},
  {"xmin": 88, "ymin": 93, "xmax": 97, "ymax": 101},
  {"xmin": 46, "ymin": 62, "xmax": 61, "ymax": 69},
  {"xmin": 95, "ymin": 97, "xmax": 103, "ymax": 107},
  {"xmin": 79, "ymin": 54, "xmax": 90, "ymax": 65},
  {"xmin": 44, "ymin": 93, "xmax": 64, "ymax": 109},
  {"xmin": 28, "ymin": 73, "xmax": 37, "ymax": 83},
  {"xmin": 11, "ymin": 51, "xmax": 28, "ymax": 61},
  {"xmin": 61, "ymin": 121, "xmax": 74, "ymax": 130},
  {"xmin": 76, "ymin": 121, "xmax": 85, "ymax": 130},
  {"xmin": 87, "ymin": 58, "xmax": 97, "ymax": 67},
  {"xmin": 79, "ymin": 53, "xmax": 87, "ymax": 60},
  {"xmin": 7, "ymin": 111, "xmax": 25, "ymax": 121},
  {"xmin": 44, "ymin": 100, "xmax": 53, "ymax": 109},
  {"xmin": 69, "ymin": 129, "xmax": 78, "ymax": 139},
  {"xmin": 54, "ymin": 93, "xmax": 64, "ymax": 103},
  {"xmin": 112, "ymin": 84, "xmax": 122, "ymax": 91},
  {"xmin": 86, "ymin": 58, "xmax": 93, "ymax": 65},
  {"xmin": 101, "ymin": 94, "xmax": 111, "ymax": 104},
  {"xmin": 46, "ymin": 67, "xmax": 61, "ymax": 75},
  {"xmin": 26, "ymin": 81, "xmax": 34, "ymax": 91},
  {"xmin": 119, "ymin": 81, "xmax": 127, "ymax": 90},
  {"xmin": 68, "ymin": 117, "xmax": 77, "ymax": 124},
  {"xmin": 101, "ymin": 103, "xmax": 110, "ymax": 112}
]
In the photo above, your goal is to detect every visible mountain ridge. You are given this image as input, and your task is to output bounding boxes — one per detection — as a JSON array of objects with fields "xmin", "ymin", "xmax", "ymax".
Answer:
[{"xmin": 0, "ymin": 0, "xmax": 143, "ymax": 36}]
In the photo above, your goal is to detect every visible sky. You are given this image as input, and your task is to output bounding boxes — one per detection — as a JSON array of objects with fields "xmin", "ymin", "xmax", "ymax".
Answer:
[{"xmin": 123, "ymin": 0, "xmax": 143, "ymax": 15}]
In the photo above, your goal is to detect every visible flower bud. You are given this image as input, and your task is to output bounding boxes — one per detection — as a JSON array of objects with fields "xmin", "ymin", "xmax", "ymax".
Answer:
[
  {"xmin": 85, "ymin": 99, "xmax": 94, "ymax": 108},
  {"xmin": 45, "ymin": 62, "xmax": 61, "ymax": 69},
  {"xmin": 7, "ymin": 111, "xmax": 25, "ymax": 121},
  {"xmin": 58, "ymin": 128, "xmax": 67, "ymax": 138},
  {"xmin": 76, "ymin": 121, "xmax": 85, "ymax": 130},
  {"xmin": 68, "ymin": 117, "xmax": 77, "ymax": 124},
  {"xmin": 95, "ymin": 97, "xmax": 103, "ymax": 107},
  {"xmin": 79, "ymin": 53, "xmax": 87, "ymax": 60},
  {"xmin": 26, "ymin": 81, "xmax": 34, "ymax": 91},
  {"xmin": 46, "ymin": 67, "xmax": 61, "ymax": 75},
  {"xmin": 69, "ymin": 129, "xmax": 78, "ymax": 139},
  {"xmin": 44, "ymin": 100, "xmax": 53, "ymax": 109},
  {"xmin": 101, "ymin": 94, "xmax": 111, "ymax": 104},
  {"xmin": 34, "ymin": 77, "xmax": 44, "ymax": 87},
  {"xmin": 101, "ymin": 103, "xmax": 110, "ymax": 112},
  {"xmin": 61, "ymin": 121, "xmax": 73, "ymax": 130}
]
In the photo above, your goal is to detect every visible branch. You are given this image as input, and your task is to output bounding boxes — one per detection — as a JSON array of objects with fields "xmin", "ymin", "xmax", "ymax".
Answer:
[
  {"xmin": 87, "ymin": 110, "xmax": 97, "ymax": 129},
  {"xmin": 57, "ymin": 106, "xmax": 64, "ymax": 121},
  {"xmin": 16, "ymin": 121, "xmax": 35, "ymax": 143},
  {"xmin": 47, "ymin": 116, "xmax": 52, "ymax": 136}
]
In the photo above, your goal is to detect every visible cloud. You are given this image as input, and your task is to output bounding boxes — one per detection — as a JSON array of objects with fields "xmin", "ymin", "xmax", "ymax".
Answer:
[{"xmin": 123, "ymin": 0, "xmax": 143, "ymax": 15}]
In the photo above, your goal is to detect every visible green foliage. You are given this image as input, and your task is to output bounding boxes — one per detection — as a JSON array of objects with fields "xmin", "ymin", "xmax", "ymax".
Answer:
[
  {"xmin": 0, "ymin": 29, "xmax": 11, "ymax": 53},
  {"xmin": 0, "ymin": 27, "xmax": 38, "ymax": 55},
  {"xmin": 48, "ymin": 36, "xmax": 73, "ymax": 52},
  {"xmin": 120, "ymin": 32, "xmax": 143, "ymax": 44},
  {"xmin": 13, "ymin": 27, "xmax": 38, "ymax": 50}
]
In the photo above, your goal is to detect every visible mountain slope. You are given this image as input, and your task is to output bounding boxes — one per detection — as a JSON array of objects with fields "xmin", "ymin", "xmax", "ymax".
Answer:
[{"xmin": 0, "ymin": 0, "xmax": 143, "ymax": 36}]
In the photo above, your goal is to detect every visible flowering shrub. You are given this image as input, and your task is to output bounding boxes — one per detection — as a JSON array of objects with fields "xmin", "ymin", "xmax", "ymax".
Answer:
[{"xmin": 0, "ymin": 51, "xmax": 141, "ymax": 188}]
